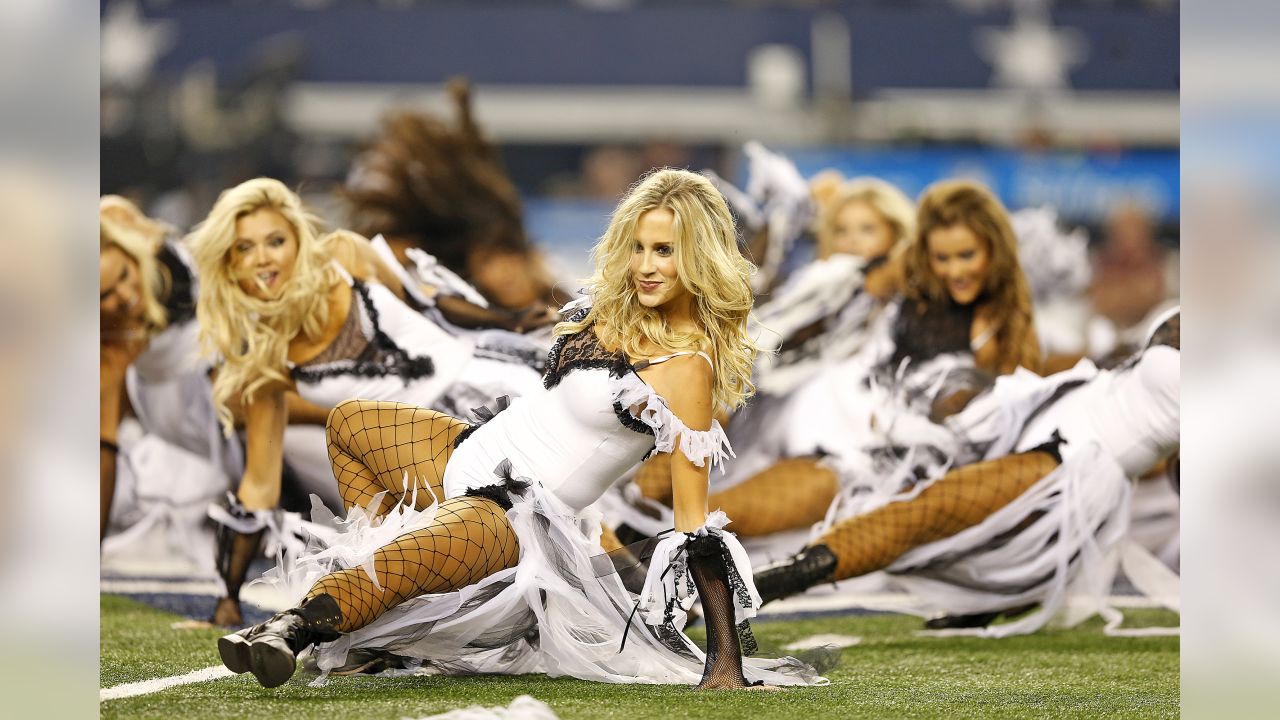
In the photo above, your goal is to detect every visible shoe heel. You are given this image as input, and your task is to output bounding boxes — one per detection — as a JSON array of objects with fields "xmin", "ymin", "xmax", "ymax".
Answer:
[
  {"xmin": 217, "ymin": 633, "xmax": 252, "ymax": 674},
  {"xmin": 248, "ymin": 638, "xmax": 298, "ymax": 689}
]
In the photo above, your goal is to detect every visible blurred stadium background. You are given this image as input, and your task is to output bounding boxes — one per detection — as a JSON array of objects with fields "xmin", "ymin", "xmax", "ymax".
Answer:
[
  {"xmin": 100, "ymin": 0, "xmax": 1178, "ymax": 283},
  {"xmin": 96, "ymin": 2, "xmax": 1185, "ymax": 716}
]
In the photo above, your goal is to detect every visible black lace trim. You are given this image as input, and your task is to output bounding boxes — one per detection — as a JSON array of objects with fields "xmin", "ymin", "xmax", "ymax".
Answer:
[
  {"xmin": 544, "ymin": 354, "xmax": 634, "ymax": 390},
  {"xmin": 541, "ymin": 306, "xmax": 588, "ymax": 387},
  {"xmin": 543, "ymin": 309, "xmax": 633, "ymax": 390},
  {"xmin": 291, "ymin": 280, "xmax": 436, "ymax": 385},
  {"xmin": 461, "ymin": 459, "xmax": 532, "ymax": 512},
  {"xmin": 655, "ymin": 621, "xmax": 701, "ymax": 662},
  {"xmin": 452, "ymin": 395, "xmax": 512, "ymax": 450},
  {"xmin": 688, "ymin": 534, "xmax": 759, "ymax": 657},
  {"xmin": 452, "ymin": 425, "xmax": 481, "ymax": 450},
  {"xmin": 544, "ymin": 308, "xmax": 659, "ymax": 459},
  {"xmin": 736, "ymin": 620, "xmax": 759, "ymax": 657},
  {"xmin": 611, "ymin": 400, "xmax": 655, "ymax": 439},
  {"xmin": 1025, "ymin": 430, "xmax": 1067, "ymax": 465}
]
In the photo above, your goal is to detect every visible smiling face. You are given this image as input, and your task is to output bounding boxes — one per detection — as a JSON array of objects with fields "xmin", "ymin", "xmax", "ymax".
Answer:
[
  {"xmin": 229, "ymin": 207, "xmax": 300, "ymax": 301},
  {"xmin": 99, "ymin": 244, "xmax": 144, "ymax": 331},
  {"xmin": 926, "ymin": 223, "xmax": 992, "ymax": 305},
  {"xmin": 827, "ymin": 199, "xmax": 897, "ymax": 260},
  {"xmin": 630, "ymin": 207, "xmax": 689, "ymax": 312}
]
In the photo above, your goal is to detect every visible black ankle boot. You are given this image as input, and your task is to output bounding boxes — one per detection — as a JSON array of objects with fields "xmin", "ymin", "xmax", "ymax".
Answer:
[
  {"xmin": 923, "ymin": 602, "xmax": 1039, "ymax": 630},
  {"xmin": 218, "ymin": 594, "xmax": 344, "ymax": 688},
  {"xmin": 753, "ymin": 544, "xmax": 838, "ymax": 606},
  {"xmin": 687, "ymin": 534, "xmax": 758, "ymax": 689}
]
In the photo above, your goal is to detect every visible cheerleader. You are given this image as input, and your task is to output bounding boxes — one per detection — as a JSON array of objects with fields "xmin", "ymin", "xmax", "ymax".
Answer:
[
  {"xmin": 187, "ymin": 178, "xmax": 545, "ymax": 626},
  {"xmin": 622, "ymin": 180, "xmax": 1041, "ymax": 550},
  {"xmin": 99, "ymin": 198, "xmax": 242, "ymax": 557},
  {"xmin": 754, "ymin": 310, "xmax": 1180, "ymax": 636},
  {"xmin": 216, "ymin": 169, "xmax": 825, "ymax": 690}
]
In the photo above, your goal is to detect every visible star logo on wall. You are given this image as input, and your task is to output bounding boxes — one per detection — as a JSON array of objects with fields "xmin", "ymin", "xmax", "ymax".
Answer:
[
  {"xmin": 101, "ymin": 0, "xmax": 177, "ymax": 91},
  {"xmin": 975, "ymin": 1, "xmax": 1088, "ymax": 92}
]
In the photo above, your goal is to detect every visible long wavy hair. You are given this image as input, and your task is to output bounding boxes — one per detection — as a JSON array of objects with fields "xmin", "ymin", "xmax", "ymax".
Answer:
[
  {"xmin": 557, "ymin": 169, "xmax": 758, "ymax": 411},
  {"xmin": 816, "ymin": 177, "xmax": 916, "ymax": 260},
  {"xmin": 905, "ymin": 179, "xmax": 1040, "ymax": 374},
  {"xmin": 99, "ymin": 212, "xmax": 167, "ymax": 336},
  {"xmin": 186, "ymin": 178, "xmax": 339, "ymax": 434}
]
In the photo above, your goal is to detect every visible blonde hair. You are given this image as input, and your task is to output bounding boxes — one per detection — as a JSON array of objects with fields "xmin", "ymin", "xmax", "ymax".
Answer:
[
  {"xmin": 557, "ymin": 168, "xmax": 758, "ymax": 411},
  {"xmin": 816, "ymin": 177, "xmax": 916, "ymax": 260},
  {"xmin": 906, "ymin": 179, "xmax": 1040, "ymax": 374},
  {"xmin": 100, "ymin": 194, "xmax": 173, "ymax": 246},
  {"xmin": 99, "ymin": 212, "xmax": 167, "ymax": 335},
  {"xmin": 186, "ymin": 178, "xmax": 338, "ymax": 434}
]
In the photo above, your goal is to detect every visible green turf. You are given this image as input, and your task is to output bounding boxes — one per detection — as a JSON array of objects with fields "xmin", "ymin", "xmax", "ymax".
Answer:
[{"xmin": 100, "ymin": 594, "xmax": 1178, "ymax": 719}]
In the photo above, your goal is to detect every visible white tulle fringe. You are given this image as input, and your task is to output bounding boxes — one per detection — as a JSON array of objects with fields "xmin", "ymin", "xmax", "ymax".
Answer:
[
  {"xmin": 255, "ymin": 476, "xmax": 825, "ymax": 687},
  {"xmin": 253, "ymin": 479, "xmax": 441, "ymax": 605},
  {"xmin": 635, "ymin": 510, "xmax": 762, "ymax": 628},
  {"xmin": 614, "ymin": 376, "xmax": 734, "ymax": 472}
]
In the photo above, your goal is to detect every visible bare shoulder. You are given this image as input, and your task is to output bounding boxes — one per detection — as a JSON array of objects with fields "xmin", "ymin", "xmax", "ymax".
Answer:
[
  {"xmin": 326, "ymin": 232, "xmax": 385, "ymax": 282},
  {"xmin": 644, "ymin": 354, "xmax": 714, "ymax": 430},
  {"xmin": 323, "ymin": 231, "xmax": 359, "ymax": 271}
]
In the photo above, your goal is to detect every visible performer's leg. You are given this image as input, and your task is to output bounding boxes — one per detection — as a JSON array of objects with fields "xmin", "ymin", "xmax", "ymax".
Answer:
[
  {"xmin": 599, "ymin": 523, "xmax": 625, "ymax": 553},
  {"xmin": 326, "ymin": 399, "xmax": 471, "ymax": 516},
  {"xmin": 635, "ymin": 454, "xmax": 838, "ymax": 537},
  {"xmin": 755, "ymin": 450, "xmax": 1059, "ymax": 603},
  {"xmin": 307, "ymin": 495, "xmax": 519, "ymax": 629},
  {"xmin": 220, "ymin": 495, "xmax": 519, "ymax": 686},
  {"xmin": 633, "ymin": 452, "xmax": 672, "ymax": 504},
  {"xmin": 709, "ymin": 457, "xmax": 837, "ymax": 537}
]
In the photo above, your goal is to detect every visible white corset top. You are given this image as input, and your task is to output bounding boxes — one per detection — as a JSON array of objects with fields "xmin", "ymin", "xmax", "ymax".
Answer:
[
  {"xmin": 442, "ymin": 311, "xmax": 733, "ymax": 512},
  {"xmin": 289, "ymin": 279, "xmax": 472, "ymax": 410}
]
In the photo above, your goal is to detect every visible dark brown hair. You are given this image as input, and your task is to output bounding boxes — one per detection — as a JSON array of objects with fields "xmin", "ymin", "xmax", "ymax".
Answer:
[
  {"xmin": 341, "ymin": 78, "xmax": 530, "ymax": 282},
  {"xmin": 905, "ymin": 179, "xmax": 1040, "ymax": 374}
]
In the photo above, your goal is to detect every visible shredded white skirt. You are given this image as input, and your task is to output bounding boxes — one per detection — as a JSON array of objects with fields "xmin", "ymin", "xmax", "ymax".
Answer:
[
  {"xmin": 261, "ymin": 479, "xmax": 828, "ymax": 686},
  {"xmin": 817, "ymin": 435, "xmax": 1178, "ymax": 637}
]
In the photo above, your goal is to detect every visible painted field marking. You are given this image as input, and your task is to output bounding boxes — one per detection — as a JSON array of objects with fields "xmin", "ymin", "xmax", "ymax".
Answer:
[{"xmin": 101, "ymin": 665, "xmax": 235, "ymax": 702}]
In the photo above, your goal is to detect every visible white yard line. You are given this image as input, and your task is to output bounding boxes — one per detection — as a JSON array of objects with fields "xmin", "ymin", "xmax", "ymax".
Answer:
[{"xmin": 100, "ymin": 665, "xmax": 235, "ymax": 702}]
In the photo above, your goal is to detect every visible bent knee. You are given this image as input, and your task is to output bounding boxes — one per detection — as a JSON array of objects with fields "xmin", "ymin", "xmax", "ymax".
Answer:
[{"xmin": 326, "ymin": 398, "xmax": 367, "ymax": 452}]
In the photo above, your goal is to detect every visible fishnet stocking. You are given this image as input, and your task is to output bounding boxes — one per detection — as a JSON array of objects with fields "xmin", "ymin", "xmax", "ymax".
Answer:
[
  {"xmin": 688, "ymin": 538, "xmax": 750, "ymax": 689},
  {"xmin": 305, "ymin": 496, "xmax": 519, "ymax": 632},
  {"xmin": 326, "ymin": 399, "xmax": 471, "ymax": 516},
  {"xmin": 634, "ymin": 454, "xmax": 837, "ymax": 537},
  {"xmin": 816, "ymin": 450, "xmax": 1059, "ymax": 580},
  {"xmin": 598, "ymin": 523, "xmax": 625, "ymax": 554},
  {"xmin": 633, "ymin": 453, "xmax": 672, "ymax": 505},
  {"xmin": 711, "ymin": 458, "xmax": 837, "ymax": 537}
]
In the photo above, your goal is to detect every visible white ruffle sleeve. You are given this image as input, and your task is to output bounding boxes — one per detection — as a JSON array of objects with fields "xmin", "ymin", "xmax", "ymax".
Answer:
[{"xmin": 614, "ymin": 375, "xmax": 735, "ymax": 472}]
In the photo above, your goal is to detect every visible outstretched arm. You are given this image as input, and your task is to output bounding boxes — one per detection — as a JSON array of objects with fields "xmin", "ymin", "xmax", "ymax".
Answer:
[
  {"xmin": 236, "ymin": 387, "xmax": 288, "ymax": 510},
  {"xmin": 650, "ymin": 356, "xmax": 716, "ymax": 533},
  {"xmin": 100, "ymin": 335, "xmax": 144, "ymax": 541},
  {"xmin": 285, "ymin": 391, "xmax": 332, "ymax": 425}
]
